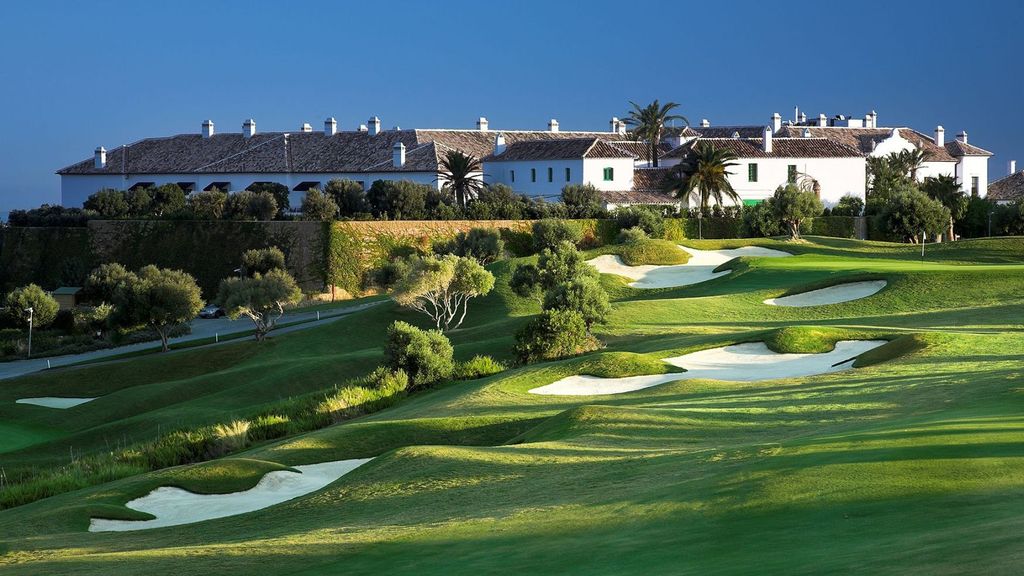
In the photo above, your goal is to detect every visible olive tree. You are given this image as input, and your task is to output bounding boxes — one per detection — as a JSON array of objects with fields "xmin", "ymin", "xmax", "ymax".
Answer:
[
  {"xmin": 4, "ymin": 284, "xmax": 59, "ymax": 329},
  {"xmin": 83, "ymin": 262, "xmax": 133, "ymax": 304},
  {"xmin": 881, "ymin": 186, "xmax": 951, "ymax": 243},
  {"xmin": 300, "ymin": 188, "xmax": 339, "ymax": 221},
  {"xmin": 111, "ymin": 266, "xmax": 203, "ymax": 352},
  {"xmin": 241, "ymin": 247, "xmax": 286, "ymax": 277},
  {"xmin": 217, "ymin": 268, "xmax": 302, "ymax": 341},
  {"xmin": 391, "ymin": 255, "xmax": 495, "ymax": 331},
  {"xmin": 770, "ymin": 184, "xmax": 823, "ymax": 239}
]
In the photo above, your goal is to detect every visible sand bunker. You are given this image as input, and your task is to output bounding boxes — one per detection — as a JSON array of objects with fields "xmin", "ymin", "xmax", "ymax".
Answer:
[
  {"xmin": 765, "ymin": 280, "xmax": 887, "ymax": 307},
  {"xmin": 16, "ymin": 397, "xmax": 96, "ymax": 409},
  {"xmin": 89, "ymin": 458, "xmax": 372, "ymax": 532},
  {"xmin": 529, "ymin": 340, "xmax": 886, "ymax": 395},
  {"xmin": 588, "ymin": 246, "xmax": 790, "ymax": 289}
]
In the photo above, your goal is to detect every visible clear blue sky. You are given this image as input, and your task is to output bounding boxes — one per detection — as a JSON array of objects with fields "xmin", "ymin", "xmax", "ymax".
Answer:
[{"xmin": 0, "ymin": 0, "xmax": 1021, "ymax": 213}]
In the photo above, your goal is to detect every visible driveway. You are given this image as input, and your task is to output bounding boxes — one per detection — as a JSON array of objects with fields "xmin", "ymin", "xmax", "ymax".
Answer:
[{"xmin": 0, "ymin": 302, "xmax": 380, "ymax": 381}]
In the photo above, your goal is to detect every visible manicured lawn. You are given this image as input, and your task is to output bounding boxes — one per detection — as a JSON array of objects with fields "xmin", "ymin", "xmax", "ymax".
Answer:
[{"xmin": 1, "ymin": 236, "xmax": 1023, "ymax": 574}]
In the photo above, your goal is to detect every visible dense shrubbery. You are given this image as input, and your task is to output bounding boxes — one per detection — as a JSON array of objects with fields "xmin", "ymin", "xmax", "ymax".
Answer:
[
  {"xmin": 531, "ymin": 219, "xmax": 584, "ymax": 251},
  {"xmin": 435, "ymin": 227, "xmax": 505, "ymax": 264},
  {"xmin": 384, "ymin": 321, "xmax": 455, "ymax": 388},
  {"xmin": 613, "ymin": 206, "xmax": 665, "ymax": 238},
  {"xmin": 514, "ymin": 309, "xmax": 600, "ymax": 363}
]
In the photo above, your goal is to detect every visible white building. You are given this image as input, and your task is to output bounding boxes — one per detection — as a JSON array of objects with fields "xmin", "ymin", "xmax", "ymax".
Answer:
[
  {"xmin": 988, "ymin": 160, "xmax": 1024, "ymax": 205},
  {"xmin": 57, "ymin": 109, "xmax": 994, "ymax": 212}
]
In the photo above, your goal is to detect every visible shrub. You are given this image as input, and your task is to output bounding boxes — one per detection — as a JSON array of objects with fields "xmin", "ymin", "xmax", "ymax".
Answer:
[
  {"xmin": 225, "ymin": 190, "xmax": 278, "ymax": 221},
  {"xmin": 613, "ymin": 207, "xmax": 665, "ymax": 238},
  {"xmin": 514, "ymin": 309, "xmax": 600, "ymax": 363},
  {"xmin": 740, "ymin": 201, "xmax": 780, "ymax": 237},
  {"xmin": 187, "ymin": 189, "xmax": 229, "ymax": 220},
  {"xmin": 770, "ymin": 184, "xmax": 823, "ymax": 239},
  {"xmin": 84, "ymin": 189, "xmax": 129, "ymax": 218},
  {"xmin": 542, "ymin": 276, "xmax": 611, "ymax": 330},
  {"xmin": 82, "ymin": 262, "xmax": 133, "ymax": 304},
  {"xmin": 452, "ymin": 355, "xmax": 507, "ymax": 380},
  {"xmin": 369, "ymin": 258, "xmax": 411, "ymax": 291},
  {"xmin": 325, "ymin": 179, "xmax": 369, "ymax": 217},
  {"xmin": 532, "ymin": 219, "xmax": 583, "ymax": 251},
  {"xmin": 300, "ymin": 188, "xmax": 339, "ymax": 221},
  {"xmin": 831, "ymin": 194, "xmax": 865, "ymax": 217},
  {"xmin": 879, "ymin": 186, "xmax": 951, "ymax": 242},
  {"xmin": 439, "ymin": 227, "xmax": 505, "ymax": 264},
  {"xmin": 561, "ymin": 184, "xmax": 605, "ymax": 218},
  {"xmin": 211, "ymin": 420, "xmax": 251, "ymax": 457},
  {"xmin": 383, "ymin": 321, "xmax": 455, "ymax": 387},
  {"xmin": 616, "ymin": 226, "xmax": 649, "ymax": 244},
  {"xmin": 366, "ymin": 180, "xmax": 430, "ymax": 219},
  {"xmin": 4, "ymin": 284, "xmax": 59, "ymax": 329},
  {"xmin": 249, "ymin": 415, "xmax": 290, "ymax": 442},
  {"xmin": 241, "ymin": 247, "xmax": 287, "ymax": 277},
  {"xmin": 365, "ymin": 367, "xmax": 411, "ymax": 395}
]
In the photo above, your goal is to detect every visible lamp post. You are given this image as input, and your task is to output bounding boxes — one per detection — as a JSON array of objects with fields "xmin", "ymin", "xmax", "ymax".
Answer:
[{"xmin": 26, "ymin": 307, "xmax": 33, "ymax": 359}]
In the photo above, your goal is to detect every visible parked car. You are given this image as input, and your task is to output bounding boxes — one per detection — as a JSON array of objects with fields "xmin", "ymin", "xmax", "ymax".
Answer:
[{"xmin": 198, "ymin": 304, "xmax": 225, "ymax": 319}]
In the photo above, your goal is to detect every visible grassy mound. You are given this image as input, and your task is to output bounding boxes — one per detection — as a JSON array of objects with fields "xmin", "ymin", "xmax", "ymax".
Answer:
[
  {"xmin": 618, "ymin": 239, "xmax": 689, "ymax": 266},
  {"xmin": 568, "ymin": 351, "xmax": 683, "ymax": 378}
]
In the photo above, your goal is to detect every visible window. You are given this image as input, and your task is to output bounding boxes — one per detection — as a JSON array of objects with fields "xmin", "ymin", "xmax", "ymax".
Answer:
[
  {"xmin": 531, "ymin": 168, "xmax": 536, "ymax": 183},
  {"xmin": 971, "ymin": 176, "xmax": 979, "ymax": 196},
  {"xmin": 603, "ymin": 167, "xmax": 614, "ymax": 181},
  {"xmin": 748, "ymin": 163, "xmax": 758, "ymax": 182},
  {"xmin": 510, "ymin": 170, "xmax": 515, "ymax": 183},
  {"xmin": 565, "ymin": 167, "xmax": 571, "ymax": 182},
  {"xmin": 548, "ymin": 167, "xmax": 553, "ymax": 182},
  {"xmin": 787, "ymin": 165, "xmax": 797, "ymax": 184}
]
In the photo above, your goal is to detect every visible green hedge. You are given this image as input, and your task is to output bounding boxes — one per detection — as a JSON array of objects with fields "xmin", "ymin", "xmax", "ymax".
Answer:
[{"xmin": 0, "ymin": 227, "xmax": 95, "ymax": 292}]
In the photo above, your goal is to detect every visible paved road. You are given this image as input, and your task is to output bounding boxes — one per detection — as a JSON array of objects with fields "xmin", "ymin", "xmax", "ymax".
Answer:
[{"xmin": 0, "ymin": 302, "xmax": 379, "ymax": 381}]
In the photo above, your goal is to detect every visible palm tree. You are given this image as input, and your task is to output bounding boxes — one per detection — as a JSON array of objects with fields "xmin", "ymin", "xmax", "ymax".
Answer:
[
  {"xmin": 437, "ymin": 150, "xmax": 485, "ymax": 207},
  {"xmin": 624, "ymin": 100, "xmax": 688, "ymax": 168},
  {"xmin": 664, "ymin": 142, "xmax": 739, "ymax": 239},
  {"xmin": 890, "ymin": 148, "xmax": 927, "ymax": 181}
]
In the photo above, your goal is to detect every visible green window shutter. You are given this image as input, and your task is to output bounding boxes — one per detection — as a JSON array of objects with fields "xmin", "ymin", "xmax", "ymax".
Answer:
[
  {"xmin": 510, "ymin": 170, "xmax": 515, "ymax": 183},
  {"xmin": 548, "ymin": 167, "xmax": 553, "ymax": 182},
  {"xmin": 603, "ymin": 167, "xmax": 614, "ymax": 181},
  {"xmin": 565, "ymin": 167, "xmax": 571, "ymax": 182},
  {"xmin": 531, "ymin": 168, "xmax": 536, "ymax": 182},
  {"xmin": 748, "ymin": 163, "xmax": 758, "ymax": 182}
]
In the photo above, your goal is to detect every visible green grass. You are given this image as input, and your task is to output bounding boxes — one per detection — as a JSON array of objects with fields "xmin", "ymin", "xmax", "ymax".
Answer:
[
  {"xmin": 1, "ymin": 236, "xmax": 1024, "ymax": 574},
  {"xmin": 617, "ymin": 238, "xmax": 690, "ymax": 265}
]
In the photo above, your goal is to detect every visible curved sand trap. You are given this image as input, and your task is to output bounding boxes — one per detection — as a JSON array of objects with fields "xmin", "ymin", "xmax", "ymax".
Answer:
[
  {"xmin": 765, "ymin": 280, "xmax": 887, "ymax": 307},
  {"xmin": 89, "ymin": 458, "xmax": 372, "ymax": 532},
  {"xmin": 588, "ymin": 246, "xmax": 790, "ymax": 289},
  {"xmin": 16, "ymin": 397, "xmax": 96, "ymax": 409},
  {"xmin": 528, "ymin": 340, "xmax": 886, "ymax": 396}
]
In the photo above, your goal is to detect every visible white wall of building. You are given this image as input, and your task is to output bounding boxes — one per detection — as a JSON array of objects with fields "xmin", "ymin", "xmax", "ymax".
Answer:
[
  {"xmin": 483, "ymin": 157, "xmax": 633, "ymax": 198},
  {"xmin": 956, "ymin": 156, "xmax": 989, "ymax": 197},
  {"xmin": 60, "ymin": 171, "xmax": 439, "ymax": 209},
  {"xmin": 724, "ymin": 157, "xmax": 866, "ymax": 207}
]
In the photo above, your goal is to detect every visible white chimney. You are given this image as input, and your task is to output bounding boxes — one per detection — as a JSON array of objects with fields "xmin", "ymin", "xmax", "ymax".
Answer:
[
  {"xmin": 799, "ymin": 112, "xmax": 807, "ymax": 124},
  {"xmin": 324, "ymin": 117, "xmax": 337, "ymax": 136},
  {"xmin": 368, "ymin": 116, "xmax": 381, "ymax": 135},
  {"xmin": 94, "ymin": 146, "xmax": 106, "ymax": 169},
  {"xmin": 771, "ymin": 112, "xmax": 782, "ymax": 133},
  {"xmin": 870, "ymin": 110, "xmax": 878, "ymax": 128},
  {"xmin": 548, "ymin": 118, "xmax": 560, "ymax": 132},
  {"xmin": 392, "ymin": 141, "xmax": 405, "ymax": 167},
  {"xmin": 818, "ymin": 113, "xmax": 827, "ymax": 127},
  {"xmin": 610, "ymin": 117, "xmax": 619, "ymax": 133},
  {"xmin": 243, "ymin": 118, "xmax": 256, "ymax": 138},
  {"xmin": 957, "ymin": 130, "xmax": 968, "ymax": 144},
  {"xmin": 1010, "ymin": 160, "xmax": 1017, "ymax": 175},
  {"xmin": 477, "ymin": 117, "xmax": 489, "ymax": 131},
  {"xmin": 393, "ymin": 125, "xmax": 401, "ymax": 131},
  {"xmin": 202, "ymin": 120, "xmax": 215, "ymax": 138},
  {"xmin": 494, "ymin": 132, "xmax": 506, "ymax": 155},
  {"xmin": 358, "ymin": 124, "xmax": 368, "ymax": 132},
  {"xmin": 300, "ymin": 122, "xmax": 313, "ymax": 133},
  {"xmin": 794, "ymin": 105, "xmax": 800, "ymax": 123},
  {"xmin": 763, "ymin": 125, "xmax": 773, "ymax": 153},
  {"xmin": 700, "ymin": 118, "xmax": 710, "ymax": 128},
  {"xmin": 934, "ymin": 125, "xmax": 945, "ymax": 146}
]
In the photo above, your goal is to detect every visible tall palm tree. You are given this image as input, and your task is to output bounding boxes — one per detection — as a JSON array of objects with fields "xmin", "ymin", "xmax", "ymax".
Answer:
[
  {"xmin": 664, "ymin": 142, "xmax": 739, "ymax": 238},
  {"xmin": 890, "ymin": 148, "xmax": 927, "ymax": 181},
  {"xmin": 437, "ymin": 150, "xmax": 485, "ymax": 207},
  {"xmin": 624, "ymin": 100, "xmax": 688, "ymax": 168}
]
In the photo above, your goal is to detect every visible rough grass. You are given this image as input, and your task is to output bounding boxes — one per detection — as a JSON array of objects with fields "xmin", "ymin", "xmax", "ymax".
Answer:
[{"xmin": 2, "ymin": 237, "xmax": 1024, "ymax": 575}]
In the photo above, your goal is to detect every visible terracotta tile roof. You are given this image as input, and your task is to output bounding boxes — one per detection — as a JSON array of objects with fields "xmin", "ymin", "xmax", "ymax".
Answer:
[
  {"xmin": 632, "ymin": 167, "xmax": 672, "ymax": 192},
  {"xmin": 482, "ymin": 138, "xmax": 635, "ymax": 162},
  {"xmin": 58, "ymin": 128, "xmax": 621, "ymax": 175},
  {"xmin": 944, "ymin": 139, "xmax": 993, "ymax": 157},
  {"xmin": 988, "ymin": 172, "xmax": 1024, "ymax": 202},
  {"xmin": 774, "ymin": 126, "xmax": 958, "ymax": 162},
  {"xmin": 606, "ymin": 140, "xmax": 673, "ymax": 161},
  {"xmin": 664, "ymin": 137, "xmax": 862, "ymax": 160}
]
